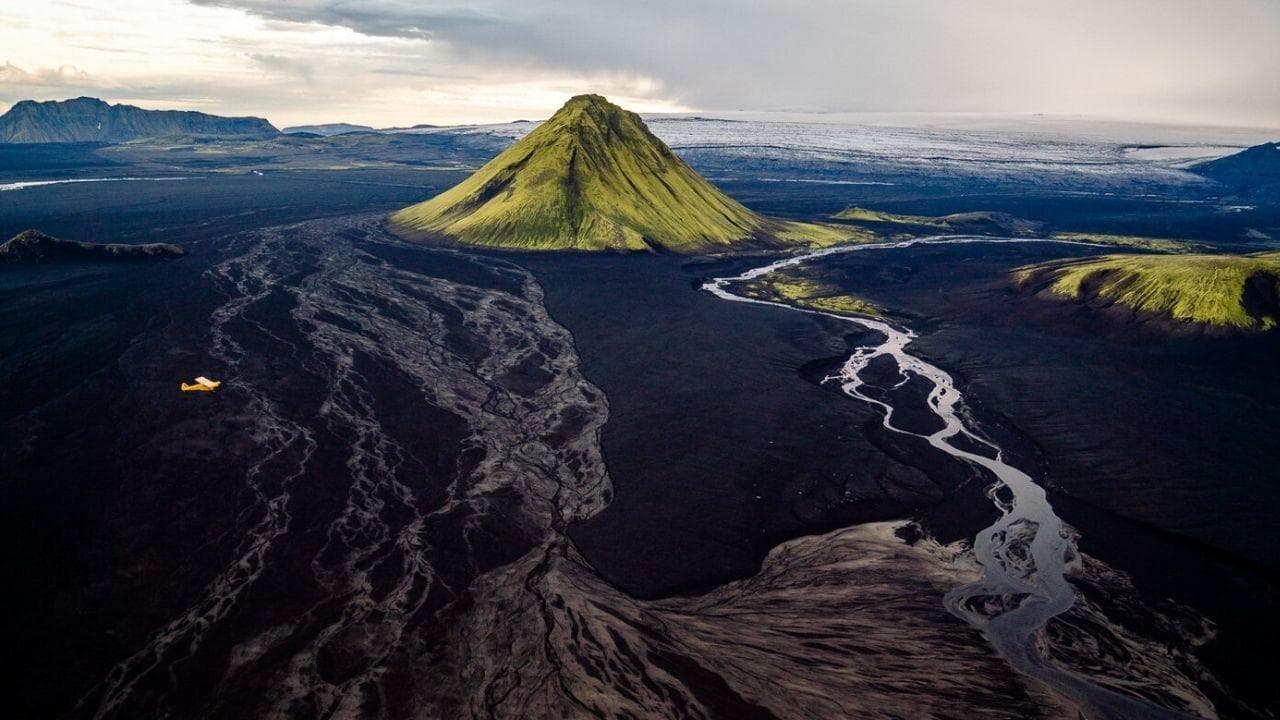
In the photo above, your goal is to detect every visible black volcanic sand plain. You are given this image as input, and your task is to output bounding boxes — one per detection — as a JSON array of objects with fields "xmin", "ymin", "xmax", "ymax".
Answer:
[
  {"xmin": 3, "ymin": 212, "xmax": 582, "ymax": 717},
  {"xmin": 757, "ymin": 240, "xmax": 1280, "ymax": 710},
  {"xmin": 521, "ymin": 253, "xmax": 996, "ymax": 595},
  {"xmin": 0, "ymin": 204, "xmax": 1049, "ymax": 719},
  {"xmin": 3, "ymin": 138, "xmax": 1280, "ymax": 717},
  {"xmin": 0, "ymin": 173, "xmax": 462, "ymax": 716}
]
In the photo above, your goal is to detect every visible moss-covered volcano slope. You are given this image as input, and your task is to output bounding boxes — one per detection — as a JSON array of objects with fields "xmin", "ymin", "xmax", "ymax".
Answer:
[
  {"xmin": 390, "ymin": 95, "xmax": 859, "ymax": 252},
  {"xmin": 1014, "ymin": 252, "xmax": 1280, "ymax": 330}
]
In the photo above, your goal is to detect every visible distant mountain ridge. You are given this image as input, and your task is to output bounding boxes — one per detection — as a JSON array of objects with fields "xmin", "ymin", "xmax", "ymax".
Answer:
[
  {"xmin": 282, "ymin": 123, "xmax": 377, "ymax": 136},
  {"xmin": 0, "ymin": 97, "xmax": 278, "ymax": 143},
  {"xmin": 1191, "ymin": 141, "xmax": 1280, "ymax": 190},
  {"xmin": 282, "ymin": 123, "xmax": 439, "ymax": 136},
  {"xmin": 390, "ymin": 94, "xmax": 857, "ymax": 252}
]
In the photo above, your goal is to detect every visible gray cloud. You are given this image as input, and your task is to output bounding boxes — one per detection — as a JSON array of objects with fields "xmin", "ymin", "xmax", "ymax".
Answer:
[
  {"xmin": 0, "ymin": 66, "xmax": 325, "ymax": 123},
  {"xmin": 190, "ymin": 0, "xmax": 512, "ymax": 40},
  {"xmin": 6, "ymin": 1, "xmax": 1277, "ymax": 128},
  {"xmin": 0, "ymin": 61, "xmax": 94, "ymax": 88},
  {"xmin": 247, "ymin": 53, "xmax": 316, "ymax": 81},
  {"xmin": 187, "ymin": 0, "xmax": 1280, "ymax": 127}
]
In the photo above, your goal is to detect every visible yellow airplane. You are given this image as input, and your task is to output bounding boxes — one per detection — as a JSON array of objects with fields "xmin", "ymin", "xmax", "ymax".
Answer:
[{"xmin": 181, "ymin": 376, "xmax": 222, "ymax": 392}]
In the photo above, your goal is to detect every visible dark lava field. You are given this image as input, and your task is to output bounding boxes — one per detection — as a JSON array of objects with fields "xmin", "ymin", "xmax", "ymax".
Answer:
[{"xmin": 2, "ymin": 129, "xmax": 1278, "ymax": 719}]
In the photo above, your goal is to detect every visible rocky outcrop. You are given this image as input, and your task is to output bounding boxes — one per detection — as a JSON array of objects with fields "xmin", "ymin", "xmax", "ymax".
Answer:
[{"xmin": 0, "ymin": 230, "xmax": 185, "ymax": 262}]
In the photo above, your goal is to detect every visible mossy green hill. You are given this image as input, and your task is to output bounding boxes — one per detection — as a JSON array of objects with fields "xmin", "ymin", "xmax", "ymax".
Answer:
[
  {"xmin": 390, "ymin": 95, "xmax": 863, "ymax": 252},
  {"xmin": 1014, "ymin": 251, "xmax": 1280, "ymax": 330}
]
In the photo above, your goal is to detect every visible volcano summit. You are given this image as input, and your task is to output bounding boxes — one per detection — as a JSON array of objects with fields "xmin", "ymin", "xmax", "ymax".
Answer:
[{"xmin": 390, "ymin": 95, "xmax": 853, "ymax": 252}]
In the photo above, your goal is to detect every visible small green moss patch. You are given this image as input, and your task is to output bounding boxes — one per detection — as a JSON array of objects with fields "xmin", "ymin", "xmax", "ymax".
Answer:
[
  {"xmin": 741, "ymin": 270, "xmax": 882, "ymax": 318},
  {"xmin": 832, "ymin": 206, "xmax": 949, "ymax": 228},
  {"xmin": 1050, "ymin": 233, "xmax": 1198, "ymax": 253}
]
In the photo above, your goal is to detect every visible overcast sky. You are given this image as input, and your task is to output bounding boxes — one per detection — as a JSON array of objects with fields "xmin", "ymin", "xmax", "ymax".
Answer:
[{"xmin": 1, "ymin": 0, "xmax": 1277, "ymax": 129}]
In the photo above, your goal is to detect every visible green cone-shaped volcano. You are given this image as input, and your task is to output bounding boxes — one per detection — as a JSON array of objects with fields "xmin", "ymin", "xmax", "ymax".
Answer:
[{"xmin": 390, "ymin": 95, "xmax": 854, "ymax": 252}]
